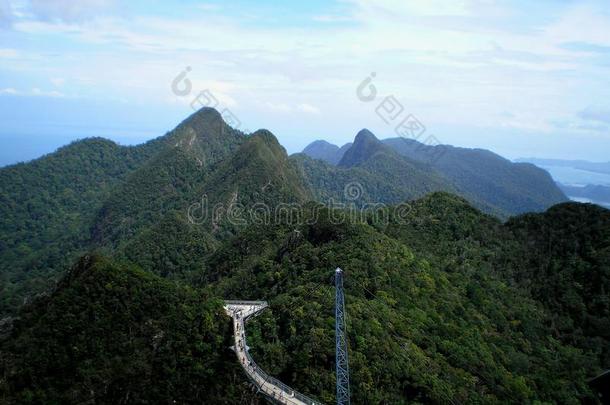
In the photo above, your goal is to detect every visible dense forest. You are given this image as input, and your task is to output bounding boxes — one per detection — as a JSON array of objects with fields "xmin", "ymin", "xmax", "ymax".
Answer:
[
  {"xmin": 0, "ymin": 108, "xmax": 608, "ymax": 404},
  {"xmin": 301, "ymin": 133, "xmax": 567, "ymax": 216},
  {"xmin": 1, "ymin": 196, "xmax": 608, "ymax": 403}
]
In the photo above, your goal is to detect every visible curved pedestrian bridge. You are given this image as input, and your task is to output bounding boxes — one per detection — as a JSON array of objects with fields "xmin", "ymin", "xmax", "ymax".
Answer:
[{"xmin": 224, "ymin": 301, "xmax": 323, "ymax": 405}]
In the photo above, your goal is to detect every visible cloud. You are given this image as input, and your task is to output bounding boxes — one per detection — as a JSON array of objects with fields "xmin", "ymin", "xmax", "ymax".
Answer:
[
  {"xmin": 198, "ymin": 3, "xmax": 221, "ymax": 12},
  {"xmin": 297, "ymin": 103, "xmax": 320, "ymax": 114},
  {"xmin": 29, "ymin": 0, "xmax": 116, "ymax": 22},
  {"xmin": 347, "ymin": 0, "xmax": 476, "ymax": 18},
  {"xmin": 50, "ymin": 77, "xmax": 66, "ymax": 87},
  {"xmin": 0, "ymin": 0, "xmax": 11, "ymax": 28},
  {"xmin": 3, "ymin": 0, "xmax": 609, "ymax": 152},
  {"xmin": 0, "ymin": 48, "xmax": 18, "ymax": 58},
  {"xmin": 261, "ymin": 102, "xmax": 320, "ymax": 114},
  {"xmin": 0, "ymin": 87, "xmax": 65, "ymax": 98},
  {"xmin": 31, "ymin": 87, "xmax": 65, "ymax": 97},
  {"xmin": 313, "ymin": 15, "xmax": 353, "ymax": 23},
  {"xmin": 544, "ymin": 3, "xmax": 610, "ymax": 48},
  {"xmin": 264, "ymin": 102, "xmax": 292, "ymax": 113},
  {"xmin": 560, "ymin": 42, "xmax": 610, "ymax": 55},
  {"xmin": 579, "ymin": 106, "xmax": 610, "ymax": 125}
]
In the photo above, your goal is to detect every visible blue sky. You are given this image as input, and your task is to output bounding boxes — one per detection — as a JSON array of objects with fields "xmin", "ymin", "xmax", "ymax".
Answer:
[{"xmin": 1, "ymin": 0, "xmax": 609, "ymax": 166}]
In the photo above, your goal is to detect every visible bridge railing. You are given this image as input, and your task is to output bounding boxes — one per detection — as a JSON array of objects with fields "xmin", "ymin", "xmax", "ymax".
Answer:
[
  {"xmin": 241, "ymin": 344, "xmax": 321, "ymax": 405},
  {"xmin": 226, "ymin": 301, "xmax": 321, "ymax": 404},
  {"xmin": 224, "ymin": 301, "xmax": 268, "ymax": 321},
  {"xmin": 236, "ymin": 311, "xmax": 321, "ymax": 405},
  {"xmin": 224, "ymin": 300, "xmax": 268, "ymax": 307}
]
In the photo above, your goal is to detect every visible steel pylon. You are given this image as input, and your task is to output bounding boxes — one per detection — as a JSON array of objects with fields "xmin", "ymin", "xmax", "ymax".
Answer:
[{"xmin": 335, "ymin": 267, "xmax": 350, "ymax": 405}]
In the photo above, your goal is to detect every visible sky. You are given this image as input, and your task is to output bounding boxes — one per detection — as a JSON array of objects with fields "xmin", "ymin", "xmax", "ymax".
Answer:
[{"xmin": 1, "ymin": 0, "xmax": 609, "ymax": 166}]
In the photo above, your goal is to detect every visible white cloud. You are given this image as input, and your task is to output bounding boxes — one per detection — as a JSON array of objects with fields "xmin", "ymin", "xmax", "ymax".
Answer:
[
  {"xmin": 50, "ymin": 77, "xmax": 65, "ymax": 87},
  {"xmin": 198, "ymin": 3, "xmax": 221, "ymax": 12},
  {"xmin": 31, "ymin": 87, "xmax": 65, "ymax": 97},
  {"xmin": 259, "ymin": 102, "xmax": 320, "ymax": 115},
  {"xmin": 347, "ymin": 0, "xmax": 475, "ymax": 17},
  {"xmin": 544, "ymin": 3, "xmax": 610, "ymax": 48},
  {"xmin": 264, "ymin": 102, "xmax": 292, "ymax": 113},
  {"xmin": 0, "ymin": 48, "xmax": 18, "ymax": 58},
  {"xmin": 313, "ymin": 15, "xmax": 353, "ymax": 23},
  {"xmin": 579, "ymin": 106, "xmax": 610, "ymax": 125},
  {"xmin": 29, "ymin": 0, "xmax": 116, "ymax": 22},
  {"xmin": 297, "ymin": 103, "xmax": 320, "ymax": 114},
  {"xmin": 4, "ymin": 0, "xmax": 609, "ymax": 150},
  {"xmin": 0, "ymin": 87, "xmax": 65, "ymax": 97},
  {"xmin": 0, "ymin": 0, "xmax": 12, "ymax": 27}
]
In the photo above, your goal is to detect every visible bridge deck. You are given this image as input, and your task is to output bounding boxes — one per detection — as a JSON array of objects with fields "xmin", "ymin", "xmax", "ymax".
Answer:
[{"xmin": 224, "ymin": 301, "xmax": 322, "ymax": 405}]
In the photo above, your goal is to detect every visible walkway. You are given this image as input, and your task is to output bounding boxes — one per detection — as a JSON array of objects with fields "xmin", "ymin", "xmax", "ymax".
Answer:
[{"xmin": 224, "ymin": 300, "xmax": 323, "ymax": 405}]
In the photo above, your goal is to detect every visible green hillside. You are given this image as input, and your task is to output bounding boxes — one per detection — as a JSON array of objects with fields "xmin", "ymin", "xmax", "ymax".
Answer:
[
  {"xmin": 0, "ymin": 255, "xmax": 256, "ymax": 404},
  {"xmin": 504, "ymin": 202, "xmax": 610, "ymax": 368},
  {"xmin": 0, "ymin": 108, "xmax": 607, "ymax": 404},
  {"xmin": 0, "ymin": 137, "xmax": 165, "ymax": 314},
  {"xmin": 301, "ymin": 134, "xmax": 567, "ymax": 217},
  {"xmin": 1, "ymin": 198, "xmax": 607, "ymax": 403},
  {"xmin": 382, "ymin": 137, "xmax": 567, "ymax": 214},
  {"xmin": 302, "ymin": 140, "xmax": 351, "ymax": 165},
  {"xmin": 293, "ymin": 130, "xmax": 455, "ymax": 208}
]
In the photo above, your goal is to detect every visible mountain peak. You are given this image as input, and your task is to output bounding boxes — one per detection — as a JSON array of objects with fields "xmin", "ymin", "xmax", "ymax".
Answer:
[
  {"xmin": 160, "ymin": 106, "xmax": 244, "ymax": 167},
  {"xmin": 354, "ymin": 128, "xmax": 377, "ymax": 142},
  {"xmin": 338, "ymin": 128, "xmax": 385, "ymax": 167},
  {"xmin": 308, "ymin": 140, "xmax": 337, "ymax": 148},
  {"xmin": 188, "ymin": 106, "xmax": 222, "ymax": 121}
]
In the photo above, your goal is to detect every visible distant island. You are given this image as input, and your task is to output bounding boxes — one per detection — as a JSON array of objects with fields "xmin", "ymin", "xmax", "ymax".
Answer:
[{"xmin": 516, "ymin": 158, "xmax": 610, "ymax": 208}]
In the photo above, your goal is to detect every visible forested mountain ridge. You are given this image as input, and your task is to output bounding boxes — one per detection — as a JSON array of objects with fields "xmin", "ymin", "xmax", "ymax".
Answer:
[
  {"xmin": 0, "ymin": 107, "xmax": 608, "ymax": 403},
  {"xmin": 0, "ymin": 254, "xmax": 258, "ymax": 404},
  {"xmin": 337, "ymin": 129, "xmax": 388, "ymax": 167},
  {"xmin": 382, "ymin": 137, "xmax": 567, "ymax": 214},
  {"xmin": 301, "ymin": 134, "xmax": 567, "ymax": 217},
  {"xmin": 302, "ymin": 139, "xmax": 351, "ymax": 165},
  {"xmin": 0, "ymin": 108, "xmax": 310, "ymax": 315},
  {"xmin": 503, "ymin": 202, "xmax": 610, "ymax": 368},
  {"xmin": 0, "ymin": 107, "xmax": 247, "ymax": 314},
  {"xmin": 0, "ymin": 136, "xmax": 166, "ymax": 314},
  {"xmin": 292, "ymin": 130, "xmax": 456, "ymax": 210},
  {"xmin": 91, "ymin": 107, "xmax": 246, "ymax": 248},
  {"xmin": 1, "ymin": 195, "xmax": 608, "ymax": 403}
]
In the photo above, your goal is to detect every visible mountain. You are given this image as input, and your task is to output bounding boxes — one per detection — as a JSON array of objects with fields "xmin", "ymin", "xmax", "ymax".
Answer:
[
  {"xmin": 504, "ymin": 202, "xmax": 610, "ymax": 367},
  {"xmin": 559, "ymin": 183, "xmax": 610, "ymax": 208},
  {"xmin": 0, "ymin": 108, "xmax": 608, "ymax": 403},
  {"xmin": 301, "ymin": 135, "xmax": 567, "ymax": 216},
  {"xmin": 337, "ymin": 129, "xmax": 386, "ymax": 167},
  {"xmin": 91, "ymin": 107, "xmax": 245, "ymax": 248},
  {"xmin": 1, "ymin": 196, "xmax": 607, "ymax": 403},
  {"xmin": 0, "ymin": 108, "xmax": 302, "ymax": 316},
  {"xmin": 200, "ymin": 129, "xmax": 310, "ymax": 210},
  {"xmin": 292, "ymin": 130, "xmax": 454, "ymax": 208},
  {"xmin": 0, "ymin": 254, "xmax": 257, "ymax": 404},
  {"xmin": 0, "ymin": 136, "xmax": 165, "ymax": 314},
  {"xmin": 383, "ymin": 137, "xmax": 568, "ymax": 215},
  {"xmin": 302, "ymin": 140, "xmax": 351, "ymax": 165},
  {"xmin": 517, "ymin": 158, "xmax": 610, "ymax": 176}
]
